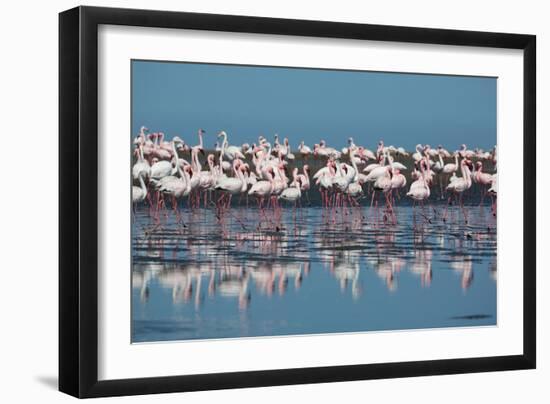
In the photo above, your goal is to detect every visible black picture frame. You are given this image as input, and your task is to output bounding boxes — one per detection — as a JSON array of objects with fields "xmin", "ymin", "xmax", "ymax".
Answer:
[{"xmin": 59, "ymin": 5, "xmax": 536, "ymax": 398}]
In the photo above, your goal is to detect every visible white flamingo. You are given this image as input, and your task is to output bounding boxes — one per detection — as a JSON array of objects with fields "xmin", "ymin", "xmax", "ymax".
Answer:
[
  {"xmin": 215, "ymin": 160, "xmax": 247, "ymax": 206},
  {"xmin": 132, "ymin": 144, "xmax": 151, "ymax": 181},
  {"xmin": 218, "ymin": 131, "xmax": 245, "ymax": 160},
  {"xmin": 298, "ymin": 141, "xmax": 312, "ymax": 158},
  {"xmin": 132, "ymin": 172, "xmax": 148, "ymax": 206}
]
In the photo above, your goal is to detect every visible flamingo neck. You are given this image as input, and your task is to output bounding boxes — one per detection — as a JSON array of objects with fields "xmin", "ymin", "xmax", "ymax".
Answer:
[
  {"xmin": 139, "ymin": 145, "xmax": 145, "ymax": 162},
  {"xmin": 138, "ymin": 173, "xmax": 147, "ymax": 194},
  {"xmin": 464, "ymin": 165, "xmax": 472, "ymax": 186},
  {"xmin": 171, "ymin": 141, "xmax": 179, "ymax": 171}
]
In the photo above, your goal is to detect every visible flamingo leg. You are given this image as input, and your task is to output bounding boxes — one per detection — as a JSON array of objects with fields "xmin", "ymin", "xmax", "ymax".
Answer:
[{"xmin": 459, "ymin": 193, "xmax": 468, "ymax": 224}]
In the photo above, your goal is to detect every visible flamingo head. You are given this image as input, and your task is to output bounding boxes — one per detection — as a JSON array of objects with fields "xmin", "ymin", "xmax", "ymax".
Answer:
[
  {"xmin": 319, "ymin": 140, "xmax": 326, "ymax": 147},
  {"xmin": 267, "ymin": 166, "xmax": 276, "ymax": 179},
  {"xmin": 463, "ymin": 159, "xmax": 474, "ymax": 170},
  {"xmin": 217, "ymin": 131, "xmax": 227, "ymax": 138},
  {"xmin": 475, "ymin": 161, "xmax": 483, "ymax": 170},
  {"xmin": 313, "ymin": 144, "xmax": 319, "ymax": 155},
  {"xmin": 303, "ymin": 164, "xmax": 309, "ymax": 173},
  {"xmin": 239, "ymin": 164, "xmax": 249, "ymax": 174}
]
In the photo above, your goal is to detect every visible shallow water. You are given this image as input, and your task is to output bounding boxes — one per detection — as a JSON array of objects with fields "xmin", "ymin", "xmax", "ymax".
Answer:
[{"xmin": 132, "ymin": 202, "xmax": 496, "ymax": 343}]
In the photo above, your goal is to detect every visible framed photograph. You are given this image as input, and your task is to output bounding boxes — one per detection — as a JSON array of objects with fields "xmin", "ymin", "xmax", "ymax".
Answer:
[{"xmin": 59, "ymin": 6, "xmax": 536, "ymax": 398}]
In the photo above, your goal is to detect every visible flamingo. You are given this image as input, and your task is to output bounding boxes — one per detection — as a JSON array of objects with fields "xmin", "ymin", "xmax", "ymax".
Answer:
[
  {"xmin": 248, "ymin": 167, "xmax": 274, "ymax": 210},
  {"xmin": 284, "ymin": 138, "xmax": 295, "ymax": 160},
  {"xmin": 473, "ymin": 161, "xmax": 494, "ymax": 205},
  {"xmin": 314, "ymin": 140, "xmax": 341, "ymax": 159},
  {"xmin": 396, "ymin": 147, "xmax": 409, "ymax": 157},
  {"xmin": 412, "ymin": 144, "xmax": 424, "ymax": 162},
  {"xmin": 152, "ymin": 133, "xmax": 173, "ymax": 160},
  {"xmin": 443, "ymin": 152, "xmax": 459, "ymax": 176},
  {"xmin": 218, "ymin": 131, "xmax": 245, "ymax": 160},
  {"xmin": 407, "ymin": 160, "xmax": 431, "ymax": 202},
  {"xmin": 132, "ymin": 144, "xmax": 151, "ymax": 181},
  {"xmin": 459, "ymin": 144, "xmax": 475, "ymax": 159},
  {"xmin": 315, "ymin": 161, "xmax": 335, "ymax": 208},
  {"xmin": 371, "ymin": 165, "xmax": 394, "ymax": 221},
  {"xmin": 279, "ymin": 172, "xmax": 302, "ymax": 208},
  {"xmin": 445, "ymin": 158, "xmax": 474, "ymax": 223},
  {"xmin": 132, "ymin": 172, "xmax": 148, "ymax": 208},
  {"xmin": 215, "ymin": 159, "xmax": 247, "ymax": 208},
  {"xmin": 390, "ymin": 166, "xmax": 407, "ymax": 197},
  {"xmin": 292, "ymin": 165, "xmax": 311, "ymax": 204},
  {"xmin": 150, "ymin": 140, "xmax": 181, "ymax": 180},
  {"xmin": 158, "ymin": 165, "xmax": 192, "ymax": 221},
  {"xmin": 298, "ymin": 141, "xmax": 312, "ymax": 158},
  {"xmin": 198, "ymin": 154, "xmax": 217, "ymax": 206}
]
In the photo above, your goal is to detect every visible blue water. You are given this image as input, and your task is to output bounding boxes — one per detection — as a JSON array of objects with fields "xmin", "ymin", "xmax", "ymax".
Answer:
[{"xmin": 131, "ymin": 204, "xmax": 496, "ymax": 343}]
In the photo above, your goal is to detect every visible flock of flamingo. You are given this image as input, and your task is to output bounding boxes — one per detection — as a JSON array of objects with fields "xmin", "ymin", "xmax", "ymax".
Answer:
[{"xmin": 132, "ymin": 126, "xmax": 498, "ymax": 225}]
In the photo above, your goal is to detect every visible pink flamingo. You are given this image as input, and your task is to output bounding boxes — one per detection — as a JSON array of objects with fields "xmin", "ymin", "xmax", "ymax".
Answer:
[
  {"xmin": 445, "ymin": 158, "xmax": 474, "ymax": 223},
  {"xmin": 473, "ymin": 161, "xmax": 494, "ymax": 205},
  {"xmin": 248, "ymin": 166, "xmax": 274, "ymax": 211},
  {"xmin": 372, "ymin": 166, "xmax": 395, "ymax": 222},
  {"xmin": 407, "ymin": 159, "xmax": 431, "ymax": 215}
]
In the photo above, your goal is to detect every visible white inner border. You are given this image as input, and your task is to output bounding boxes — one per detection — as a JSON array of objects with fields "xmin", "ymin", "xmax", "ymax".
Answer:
[{"xmin": 98, "ymin": 25, "xmax": 524, "ymax": 381}]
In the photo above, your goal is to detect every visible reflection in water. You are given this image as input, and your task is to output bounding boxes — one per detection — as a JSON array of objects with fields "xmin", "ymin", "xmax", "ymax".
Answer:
[{"xmin": 132, "ymin": 204, "xmax": 497, "ymax": 342}]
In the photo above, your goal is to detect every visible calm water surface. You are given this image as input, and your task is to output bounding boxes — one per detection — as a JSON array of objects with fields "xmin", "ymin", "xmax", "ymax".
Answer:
[{"xmin": 132, "ymin": 203, "xmax": 496, "ymax": 342}]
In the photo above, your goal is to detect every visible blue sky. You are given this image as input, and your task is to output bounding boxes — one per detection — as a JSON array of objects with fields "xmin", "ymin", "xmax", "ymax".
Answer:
[{"xmin": 132, "ymin": 60, "xmax": 496, "ymax": 151}]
